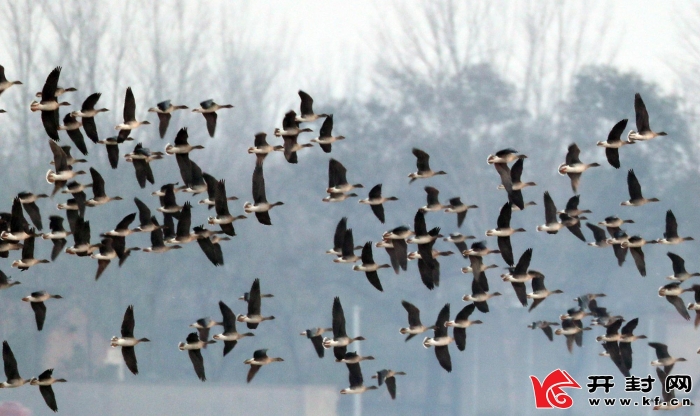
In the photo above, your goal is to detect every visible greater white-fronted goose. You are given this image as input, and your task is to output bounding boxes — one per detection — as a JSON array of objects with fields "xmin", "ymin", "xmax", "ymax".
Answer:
[
  {"xmin": 527, "ymin": 274, "xmax": 563, "ymax": 312},
  {"xmin": 178, "ymin": 332, "xmax": 215, "ymax": 381},
  {"xmin": 322, "ymin": 192, "xmax": 358, "ymax": 203},
  {"xmin": 444, "ymin": 232, "xmax": 476, "ymax": 256},
  {"xmin": 102, "ymin": 212, "xmax": 136, "ymax": 238},
  {"xmin": 244, "ymin": 349, "xmax": 283, "ymax": 383},
  {"xmin": 300, "ymin": 327, "xmax": 332, "ymax": 358},
  {"xmin": 557, "ymin": 195, "xmax": 591, "ymax": 217},
  {"xmin": 22, "ymin": 291, "xmax": 62, "ymax": 331},
  {"xmin": 244, "ymin": 164, "xmax": 284, "ymax": 225},
  {"xmin": 407, "ymin": 249, "xmax": 454, "ymax": 260},
  {"xmin": 416, "ymin": 229, "xmax": 442, "ymax": 290},
  {"xmin": 86, "ymin": 167, "xmax": 123, "ymax": 207},
  {"xmin": 585, "ymin": 222, "xmax": 610, "ymax": 248},
  {"xmin": 422, "ymin": 303, "xmax": 453, "ymax": 372},
  {"xmin": 237, "ymin": 278, "xmax": 275, "ymax": 329},
  {"xmin": 555, "ymin": 318, "xmax": 591, "ymax": 353},
  {"xmin": 406, "ymin": 210, "xmax": 441, "ymax": 245},
  {"xmin": 65, "ymin": 217, "xmax": 94, "ymax": 257},
  {"xmin": 189, "ymin": 317, "xmax": 221, "ymax": 346},
  {"xmin": 536, "ymin": 191, "xmax": 564, "ymax": 234},
  {"xmin": 124, "ymin": 143, "xmax": 163, "ymax": 188},
  {"xmin": 46, "ymin": 140, "xmax": 86, "ymax": 196},
  {"xmin": 177, "ymin": 159, "xmax": 207, "ymax": 194},
  {"xmin": 58, "ymin": 112, "xmax": 88, "ymax": 155},
  {"xmin": 110, "ymin": 305, "xmax": 150, "ymax": 375},
  {"xmin": 621, "ymin": 236, "xmax": 655, "ymax": 277},
  {"xmin": 558, "ymin": 143, "xmax": 600, "ymax": 193},
  {"xmin": 96, "ymin": 135, "xmax": 135, "ymax": 169},
  {"xmin": 658, "ymin": 283, "xmax": 691, "ymax": 321},
  {"xmin": 408, "ymin": 148, "xmax": 446, "ymax": 183},
  {"xmin": 399, "ymin": 300, "xmax": 436, "ymax": 342},
  {"xmin": 29, "ymin": 369, "xmax": 66, "ymax": 412},
  {"xmin": 655, "ymin": 210, "xmax": 693, "ymax": 244},
  {"xmin": 336, "ymin": 351, "xmax": 375, "ymax": 364},
  {"xmin": 488, "ymin": 149, "xmax": 526, "ymax": 208},
  {"xmin": 115, "ymin": 87, "xmax": 150, "ymax": 140},
  {"xmin": 276, "ymin": 131, "xmax": 313, "ymax": 164},
  {"xmin": 274, "ymin": 110, "xmax": 312, "ymax": 137},
  {"xmin": 687, "ymin": 285, "xmax": 700, "ymax": 328},
  {"xmin": 207, "ymin": 179, "xmax": 245, "ymax": 236},
  {"xmin": 649, "ymin": 342, "xmax": 686, "ymax": 375},
  {"xmin": 156, "ymin": 183, "xmax": 183, "ymax": 217},
  {"xmin": 333, "ymin": 229, "xmax": 360, "ymax": 263},
  {"xmin": 166, "ymin": 202, "xmax": 197, "ymax": 244},
  {"xmin": 445, "ymin": 303, "xmax": 482, "ymax": 351},
  {"xmin": 358, "ymin": 184, "xmax": 397, "ymax": 224},
  {"xmin": 36, "ymin": 85, "xmax": 76, "ymax": 97},
  {"xmin": 296, "ymin": 90, "xmax": 328, "ymax": 122},
  {"xmin": 11, "ymin": 235, "xmax": 49, "ymax": 271},
  {"xmin": 52, "ymin": 145, "xmax": 87, "ymax": 166},
  {"xmin": 527, "ymin": 321, "xmax": 559, "ymax": 342},
  {"xmin": 148, "ymin": 100, "xmax": 188, "ymax": 138},
  {"xmin": 352, "ymin": 241, "xmax": 388, "ymax": 291},
  {"xmin": 597, "ymin": 119, "xmax": 631, "ymax": 169},
  {"xmin": 461, "ymin": 240, "xmax": 500, "ymax": 258},
  {"xmin": 326, "ymin": 217, "xmax": 358, "ymax": 256},
  {"xmin": 588, "ymin": 299, "xmax": 624, "ymax": 328},
  {"xmin": 618, "ymin": 318, "xmax": 645, "ymax": 373},
  {"xmin": 310, "ymin": 114, "xmax": 344, "ymax": 152},
  {"xmin": 621, "ymin": 169, "xmax": 659, "ymax": 206},
  {"xmin": 487, "ymin": 148, "xmax": 527, "ymax": 165},
  {"xmin": 247, "ymin": 132, "xmax": 275, "ymax": 165},
  {"xmin": 0, "ymin": 198, "xmax": 37, "ymax": 242},
  {"xmin": 323, "ymin": 297, "xmax": 365, "ymax": 360},
  {"xmin": 327, "ymin": 158, "xmax": 363, "ymax": 194},
  {"xmin": 597, "ymin": 319, "xmax": 630, "ymax": 377},
  {"xmin": 193, "ymin": 226, "xmax": 226, "ymax": 266},
  {"xmin": 340, "ymin": 362, "xmax": 377, "ymax": 394},
  {"xmin": 463, "ymin": 274, "xmax": 501, "ymax": 313},
  {"xmin": 559, "ymin": 212, "xmax": 587, "ymax": 242},
  {"xmin": 666, "ymin": 251, "xmax": 700, "ymax": 282},
  {"xmin": 496, "ymin": 158, "xmax": 536, "ymax": 191},
  {"xmin": 463, "ymin": 241, "xmax": 499, "ymax": 284},
  {"xmin": 30, "ymin": 67, "xmax": 70, "ymax": 142},
  {"xmin": 372, "ymin": 369, "xmax": 406, "ymax": 400},
  {"xmin": 0, "ymin": 65, "xmax": 22, "ymax": 97},
  {"xmin": 486, "ymin": 202, "xmax": 525, "ymax": 266},
  {"xmin": 419, "ymin": 186, "xmax": 444, "ymax": 212},
  {"xmin": 199, "ymin": 173, "xmax": 238, "ymax": 209},
  {"xmin": 193, "ymin": 100, "xmax": 233, "ymax": 137},
  {"xmin": 628, "ymin": 93, "xmax": 667, "ymax": 141},
  {"xmin": 91, "ymin": 238, "xmax": 117, "ymax": 280},
  {"xmin": 0, "ymin": 341, "xmax": 25, "ymax": 388},
  {"xmin": 142, "ymin": 217, "xmax": 181, "ymax": 254},
  {"xmin": 381, "ymin": 226, "xmax": 411, "ymax": 272},
  {"xmin": 444, "ymin": 197, "xmax": 477, "ymax": 228},
  {"xmin": 70, "ymin": 92, "xmax": 108, "ymax": 143},
  {"xmin": 0, "ymin": 269, "xmax": 20, "ymax": 291},
  {"xmin": 17, "ymin": 191, "xmax": 48, "ymax": 231},
  {"xmin": 500, "ymin": 248, "xmax": 536, "ymax": 306},
  {"xmin": 165, "ymin": 127, "xmax": 204, "ymax": 155},
  {"xmin": 131, "ymin": 198, "xmax": 157, "ymax": 233}
]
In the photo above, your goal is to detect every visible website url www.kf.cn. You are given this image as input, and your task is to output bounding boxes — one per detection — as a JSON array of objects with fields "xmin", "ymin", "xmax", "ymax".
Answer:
[{"xmin": 589, "ymin": 397, "xmax": 692, "ymax": 407}]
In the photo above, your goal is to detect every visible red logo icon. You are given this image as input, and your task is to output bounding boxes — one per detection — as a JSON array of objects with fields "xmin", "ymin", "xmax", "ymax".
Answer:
[{"xmin": 530, "ymin": 369, "xmax": 581, "ymax": 409}]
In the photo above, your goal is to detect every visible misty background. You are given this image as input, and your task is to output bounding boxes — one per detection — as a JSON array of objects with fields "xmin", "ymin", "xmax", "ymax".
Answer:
[{"xmin": 0, "ymin": 1, "xmax": 700, "ymax": 414}]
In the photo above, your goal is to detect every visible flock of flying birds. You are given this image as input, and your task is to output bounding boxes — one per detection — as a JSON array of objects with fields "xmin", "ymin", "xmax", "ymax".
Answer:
[{"xmin": 0, "ymin": 64, "xmax": 695, "ymax": 411}]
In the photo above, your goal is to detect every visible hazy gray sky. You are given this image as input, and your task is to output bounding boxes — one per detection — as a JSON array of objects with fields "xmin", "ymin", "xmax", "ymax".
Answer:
[{"xmin": 251, "ymin": 0, "xmax": 687, "ymax": 98}]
